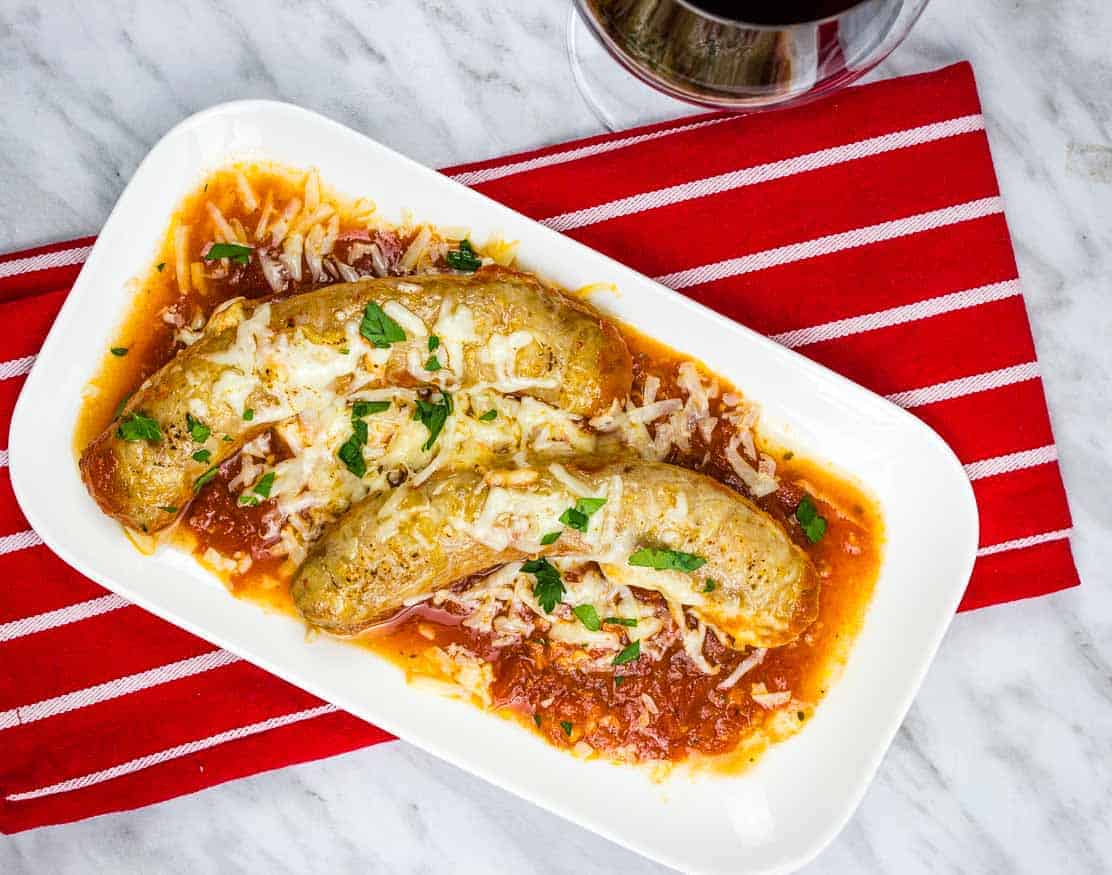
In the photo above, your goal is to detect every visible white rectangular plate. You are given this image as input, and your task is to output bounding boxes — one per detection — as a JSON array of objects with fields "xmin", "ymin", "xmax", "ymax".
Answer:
[{"xmin": 9, "ymin": 101, "xmax": 978, "ymax": 874}]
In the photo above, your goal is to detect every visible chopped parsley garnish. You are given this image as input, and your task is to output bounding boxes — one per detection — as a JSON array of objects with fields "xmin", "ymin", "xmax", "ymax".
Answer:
[
  {"xmin": 795, "ymin": 495, "xmax": 828, "ymax": 543},
  {"xmin": 627, "ymin": 547, "xmax": 706, "ymax": 573},
  {"xmin": 521, "ymin": 557, "xmax": 565, "ymax": 613},
  {"xmin": 112, "ymin": 391, "xmax": 134, "ymax": 420},
  {"xmin": 242, "ymin": 408, "xmax": 254, "ymax": 421},
  {"xmin": 413, "ymin": 392, "xmax": 452, "ymax": 451},
  {"xmin": 204, "ymin": 242, "xmax": 252, "ymax": 265},
  {"xmin": 558, "ymin": 496, "xmax": 607, "ymax": 532},
  {"xmin": 477, "ymin": 408, "xmax": 497, "ymax": 422},
  {"xmin": 539, "ymin": 530, "xmax": 561, "ymax": 546},
  {"xmin": 703, "ymin": 579, "xmax": 717, "ymax": 593},
  {"xmin": 446, "ymin": 239, "xmax": 482, "ymax": 272},
  {"xmin": 352, "ymin": 400, "xmax": 390, "ymax": 417},
  {"xmin": 193, "ymin": 464, "xmax": 219, "ymax": 492},
  {"xmin": 159, "ymin": 505, "xmax": 178, "ymax": 514},
  {"xmin": 428, "ymin": 335, "xmax": 440, "ymax": 352},
  {"xmin": 614, "ymin": 676, "xmax": 627, "ymax": 688},
  {"xmin": 612, "ymin": 640, "xmax": 641, "ymax": 666},
  {"xmin": 110, "ymin": 346, "xmax": 128, "ymax": 357},
  {"xmin": 192, "ymin": 449, "xmax": 212, "ymax": 463},
  {"xmin": 576, "ymin": 497, "xmax": 608, "ymax": 515},
  {"xmin": 222, "ymin": 434, "xmax": 233, "ymax": 442},
  {"xmin": 116, "ymin": 411, "xmax": 161, "ymax": 442},
  {"xmin": 603, "ymin": 617, "xmax": 637, "ymax": 627},
  {"xmin": 359, "ymin": 301, "xmax": 406, "ymax": 348},
  {"xmin": 424, "ymin": 355, "xmax": 442, "ymax": 371},
  {"xmin": 573, "ymin": 604, "xmax": 601, "ymax": 632},
  {"xmin": 338, "ymin": 418, "xmax": 369, "ymax": 478},
  {"xmin": 253, "ymin": 471, "xmax": 276, "ymax": 498},
  {"xmin": 559, "ymin": 721, "xmax": 573, "ymax": 737},
  {"xmin": 186, "ymin": 413, "xmax": 210, "ymax": 443},
  {"xmin": 558, "ymin": 507, "xmax": 588, "ymax": 531},
  {"xmin": 533, "ymin": 714, "xmax": 542, "ymax": 728},
  {"xmin": 156, "ymin": 262, "xmax": 166, "ymax": 272},
  {"xmin": 239, "ymin": 471, "xmax": 276, "ymax": 507},
  {"xmin": 339, "ymin": 403, "xmax": 391, "ymax": 477}
]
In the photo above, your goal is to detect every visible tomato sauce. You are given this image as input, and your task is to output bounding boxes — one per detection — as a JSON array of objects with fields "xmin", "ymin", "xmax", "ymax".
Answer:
[{"xmin": 74, "ymin": 163, "xmax": 883, "ymax": 769}]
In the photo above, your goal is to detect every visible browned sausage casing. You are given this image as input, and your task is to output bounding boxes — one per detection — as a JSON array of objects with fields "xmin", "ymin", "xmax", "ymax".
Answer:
[
  {"xmin": 80, "ymin": 269, "xmax": 632, "ymax": 533},
  {"xmin": 292, "ymin": 459, "xmax": 819, "ymax": 647}
]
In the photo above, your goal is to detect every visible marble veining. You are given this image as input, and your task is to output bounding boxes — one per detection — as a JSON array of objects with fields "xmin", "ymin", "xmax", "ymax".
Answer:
[{"xmin": 1, "ymin": 0, "xmax": 1110, "ymax": 871}]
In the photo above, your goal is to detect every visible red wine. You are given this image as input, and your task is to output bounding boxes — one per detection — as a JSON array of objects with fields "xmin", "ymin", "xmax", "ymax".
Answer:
[{"xmin": 680, "ymin": 1, "xmax": 868, "ymax": 26}]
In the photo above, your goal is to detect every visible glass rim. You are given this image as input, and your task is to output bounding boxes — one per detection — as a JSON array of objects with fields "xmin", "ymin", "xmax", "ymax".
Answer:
[{"xmin": 670, "ymin": 0, "xmax": 873, "ymax": 30}]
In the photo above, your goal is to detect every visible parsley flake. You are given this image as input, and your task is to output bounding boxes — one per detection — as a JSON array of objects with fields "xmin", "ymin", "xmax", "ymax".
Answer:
[
  {"xmin": 242, "ymin": 408, "xmax": 254, "ymax": 421},
  {"xmin": 539, "ymin": 530, "xmax": 561, "ymax": 546},
  {"xmin": 192, "ymin": 449, "xmax": 212, "ymax": 463},
  {"xmin": 116, "ymin": 411, "xmax": 161, "ymax": 442},
  {"xmin": 338, "ymin": 418, "xmax": 369, "ymax": 478},
  {"xmin": 338, "ymin": 401, "xmax": 392, "ymax": 478},
  {"xmin": 428, "ymin": 335, "xmax": 440, "ymax": 352},
  {"xmin": 573, "ymin": 604, "xmax": 601, "ymax": 632},
  {"xmin": 253, "ymin": 471, "xmax": 276, "ymax": 498},
  {"xmin": 704, "ymin": 579, "xmax": 717, "ymax": 593},
  {"xmin": 614, "ymin": 676, "xmax": 627, "ymax": 688},
  {"xmin": 795, "ymin": 495, "xmax": 828, "ymax": 543},
  {"xmin": 413, "ymin": 392, "xmax": 452, "ymax": 451},
  {"xmin": 558, "ymin": 496, "xmax": 607, "ymax": 532},
  {"xmin": 533, "ymin": 714, "xmax": 542, "ymax": 728},
  {"xmin": 559, "ymin": 507, "xmax": 587, "ymax": 531},
  {"xmin": 159, "ymin": 505, "xmax": 178, "ymax": 514},
  {"xmin": 110, "ymin": 346, "xmax": 129, "ymax": 357},
  {"xmin": 240, "ymin": 471, "xmax": 275, "ymax": 506},
  {"xmin": 521, "ymin": 557, "xmax": 565, "ymax": 613},
  {"xmin": 204, "ymin": 242, "xmax": 252, "ymax": 266},
  {"xmin": 359, "ymin": 301, "xmax": 406, "ymax": 348},
  {"xmin": 156, "ymin": 262, "xmax": 166, "ymax": 272},
  {"xmin": 559, "ymin": 721, "xmax": 573, "ymax": 737},
  {"xmin": 112, "ymin": 391, "xmax": 134, "ymax": 421},
  {"xmin": 612, "ymin": 640, "xmax": 641, "ymax": 666},
  {"xmin": 446, "ymin": 239, "xmax": 482, "ymax": 272},
  {"xmin": 603, "ymin": 617, "xmax": 638, "ymax": 628},
  {"xmin": 424, "ymin": 355, "xmax": 442, "ymax": 371},
  {"xmin": 478, "ymin": 409, "xmax": 497, "ymax": 422},
  {"xmin": 193, "ymin": 464, "xmax": 220, "ymax": 493},
  {"xmin": 186, "ymin": 413, "xmax": 210, "ymax": 443},
  {"xmin": 628, "ymin": 547, "xmax": 706, "ymax": 573},
  {"xmin": 352, "ymin": 400, "xmax": 390, "ymax": 417}
]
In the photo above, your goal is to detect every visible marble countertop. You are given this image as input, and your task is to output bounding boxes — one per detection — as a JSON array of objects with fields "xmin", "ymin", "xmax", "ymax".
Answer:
[{"xmin": 2, "ymin": 0, "xmax": 1109, "ymax": 871}]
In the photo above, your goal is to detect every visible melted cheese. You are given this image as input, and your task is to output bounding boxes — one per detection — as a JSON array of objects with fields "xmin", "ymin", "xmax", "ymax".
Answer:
[
  {"xmin": 382, "ymin": 301, "xmax": 427, "ymax": 338},
  {"xmin": 202, "ymin": 302, "xmax": 377, "ymax": 429},
  {"xmin": 517, "ymin": 397, "xmax": 595, "ymax": 456},
  {"xmin": 192, "ymin": 289, "xmax": 780, "ymax": 683},
  {"xmin": 456, "ymin": 485, "xmax": 570, "ymax": 552},
  {"xmin": 479, "ymin": 331, "xmax": 559, "ymax": 393}
]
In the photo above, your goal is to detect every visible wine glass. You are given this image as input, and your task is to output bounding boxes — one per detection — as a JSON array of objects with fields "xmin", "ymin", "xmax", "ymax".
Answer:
[{"xmin": 568, "ymin": 0, "xmax": 931, "ymax": 129}]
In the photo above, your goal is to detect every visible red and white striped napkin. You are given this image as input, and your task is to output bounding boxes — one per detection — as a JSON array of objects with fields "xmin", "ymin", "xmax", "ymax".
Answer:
[{"xmin": 0, "ymin": 62, "xmax": 1078, "ymax": 833}]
